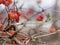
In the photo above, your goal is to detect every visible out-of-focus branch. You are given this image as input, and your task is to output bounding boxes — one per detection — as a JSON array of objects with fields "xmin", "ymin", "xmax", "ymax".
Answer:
[{"xmin": 33, "ymin": 32, "xmax": 56, "ymax": 38}]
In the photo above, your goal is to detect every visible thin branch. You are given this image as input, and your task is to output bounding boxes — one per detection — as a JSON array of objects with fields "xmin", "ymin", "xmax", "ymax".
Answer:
[
  {"xmin": 14, "ymin": 37, "xmax": 25, "ymax": 45},
  {"xmin": 2, "ymin": 17, "xmax": 7, "ymax": 25},
  {"xmin": 34, "ymin": 32, "xmax": 56, "ymax": 38}
]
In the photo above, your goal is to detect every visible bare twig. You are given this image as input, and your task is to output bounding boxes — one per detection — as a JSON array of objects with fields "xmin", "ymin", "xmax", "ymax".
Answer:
[
  {"xmin": 14, "ymin": 37, "xmax": 25, "ymax": 45},
  {"xmin": 34, "ymin": 32, "xmax": 56, "ymax": 38},
  {"xmin": 2, "ymin": 17, "xmax": 7, "ymax": 25}
]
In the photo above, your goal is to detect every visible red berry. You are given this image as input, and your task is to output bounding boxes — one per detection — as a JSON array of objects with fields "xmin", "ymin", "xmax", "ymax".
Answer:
[
  {"xmin": 17, "ymin": 11, "xmax": 22, "ymax": 16},
  {"xmin": 23, "ymin": 15, "xmax": 28, "ymax": 19},
  {"xmin": 36, "ymin": 16, "xmax": 41, "ymax": 21},
  {"xmin": 36, "ymin": 15, "xmax": 43, "ymax": 21},
  {"xmin": 8, "ymin": 12, "xmax": 20, "ymax": 22},
  {"xmin": 15, "ymin": 17, "xmax": 19, "ymax": 22},
  {"xmin": 12, "ymin": 10, "xmax": 22, "ymax": 16},
  {"xmin": 4, "ymin": 1, "xmax": 9, "ymax": 6},
  {"xmin": 50, "ymin": 26, "xmax": 56, "ymax": 33},
  {"xmin": 9, "ymin": 30, "xmax": 15, "ymax": 36},
  {"xmin": 26, "ymin": 8, "xmax": 34, "ymax": 15},
  {"xmin": 7, "ymin": 0, "xmax": 12, "ymax": 4},
  {"xmin": 36, "ymin": 13, "xmax": 44, "ymax": 21},
  {"xmin": 3, "ymin": 0, "xmax": 12, "ymax": 6},
  {"xmin": 0, "ymin": 0, "xmax": 3, "ymax": 4},
  {"xmin": 14, "ymin": 13, "xmax": 20, "ymax": 22},
  {"xmin": 8, "ymin": 12, "xmax": 15, "ymax": 22},
  {"xmin": 14, "ymin": 13, "xmax": 18, "ymax": 18}
]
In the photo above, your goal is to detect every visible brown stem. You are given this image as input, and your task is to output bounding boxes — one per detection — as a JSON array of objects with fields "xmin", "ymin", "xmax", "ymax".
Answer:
[
  {"xmin": 34, "ymin": 32, "xmax": 56, "ymax": 38},
  {"xmin": 2, "ymin": 17, "xmax": 7, "ymax": 25}
]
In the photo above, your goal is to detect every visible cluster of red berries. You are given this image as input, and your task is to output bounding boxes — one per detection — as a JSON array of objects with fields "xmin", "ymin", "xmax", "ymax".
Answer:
[
  {"xmin": 0, "ymin": 0, "xmax": 12, "ymax": 6},
  {"xmin": 36, "ymin": 13, "xmax": 44, "ymax": 21},
  {"xmin": 8, "ymin": 10, "xmax": 22, "ymax": 22}
]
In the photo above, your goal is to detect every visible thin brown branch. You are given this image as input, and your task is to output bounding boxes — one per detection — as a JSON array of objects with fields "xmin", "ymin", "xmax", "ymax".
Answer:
[{"xmin": 34, "ymin": 32, "xmax": 56, "ymax": 38}]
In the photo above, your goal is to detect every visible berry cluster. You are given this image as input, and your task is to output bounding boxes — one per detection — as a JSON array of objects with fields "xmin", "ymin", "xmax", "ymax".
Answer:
[
  {"xmin": 8, "ymin": 10, "xmax": 22, "ymax": 22},
  {"xmin": 0, "ymin": 0, "xmax": 12, "ymax": 6}
]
